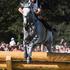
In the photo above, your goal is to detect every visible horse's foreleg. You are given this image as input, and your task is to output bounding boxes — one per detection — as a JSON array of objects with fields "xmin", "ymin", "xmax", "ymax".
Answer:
[
  {"xmin": 26, "ymin": 34, "xmax": 40, "ymax": 63},
  {"xmin": 22, "ymin": 8, "xmax": 31, "ymax": 63},
  {"xmin": 23, "ymin": 13, "xmax": 29, "ymax": 59},
  {"xmin": 24, "ymin": 44, "xmax": 28, "ymax": 59},
  {"xmin": 26, "ymin": 45, "xmax": 33, "ymax": 63},
  {"xmin": 23, "ymin": 16, "xmax": 27, "ymax": 25}
]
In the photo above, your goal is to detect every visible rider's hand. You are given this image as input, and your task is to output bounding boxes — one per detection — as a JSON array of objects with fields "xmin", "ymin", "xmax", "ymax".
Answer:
[{"xmin": 35, "ymin": 8, "xmax": 41, "ymax": 15}]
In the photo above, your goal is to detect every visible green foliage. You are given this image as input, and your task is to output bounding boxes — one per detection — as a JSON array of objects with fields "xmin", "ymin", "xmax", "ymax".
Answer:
[
  {"xmin": 47, "ymin": 0, "xmax": 70, "ymax": 42},
  {"xmin": 0, "ymin": 0, "xmax": 23, "ymax": 42},
  {"xmin": 0, "ymin": 0, "xmax": 70, "ymax": 43}
]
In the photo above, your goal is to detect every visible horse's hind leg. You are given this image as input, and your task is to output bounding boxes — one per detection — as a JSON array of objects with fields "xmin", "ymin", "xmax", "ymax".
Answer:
[
  {"xmin": 45, "ymin": 30, "xmax": 53, "ymax": 52},
  {"xmin": 45, "ymin": 41, "xmax": 52, "ymax": 52}
]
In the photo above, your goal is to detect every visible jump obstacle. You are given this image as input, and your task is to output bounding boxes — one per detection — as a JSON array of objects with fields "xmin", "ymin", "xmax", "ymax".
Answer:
[{"xmin": 0, "ymin": 51, "xmax": 70, "ymax": 70}]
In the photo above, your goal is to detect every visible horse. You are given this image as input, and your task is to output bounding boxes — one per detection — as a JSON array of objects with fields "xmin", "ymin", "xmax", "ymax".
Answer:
[{"xmin": 21, "ymin": 1, "xmax": 53, "ymax": 63}]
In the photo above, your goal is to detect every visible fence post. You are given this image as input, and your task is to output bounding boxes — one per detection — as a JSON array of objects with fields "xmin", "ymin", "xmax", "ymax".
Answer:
[{"xmin": 6, "ymin": 56, "xmax": 12, "ymax": 70}]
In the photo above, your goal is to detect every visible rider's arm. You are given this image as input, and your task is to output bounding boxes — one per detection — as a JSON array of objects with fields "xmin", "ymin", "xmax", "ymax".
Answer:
[{"xmin": 34, "ymin": 0, "xmax": 41, "ymax": 15}]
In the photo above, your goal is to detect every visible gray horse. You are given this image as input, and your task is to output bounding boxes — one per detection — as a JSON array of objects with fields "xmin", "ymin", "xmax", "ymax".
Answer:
[
  {"xmin": 20, "ymin": 1, "xmax": 53, "ymax": 63},
  {"xmin": 22, "ymin": 9, "xmax": 53, "ymax": 63}
]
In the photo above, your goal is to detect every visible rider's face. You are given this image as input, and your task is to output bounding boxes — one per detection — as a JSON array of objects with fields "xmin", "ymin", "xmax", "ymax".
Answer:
[{"xmin": 30, "ymin": 0, "xmax": 36, "ymax": 3}]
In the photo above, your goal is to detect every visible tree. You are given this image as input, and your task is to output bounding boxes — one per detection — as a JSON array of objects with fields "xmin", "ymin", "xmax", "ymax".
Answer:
[
  {"xmin": 0, "ymin": 0, "xmax": 70, "ymax": 43},
  {"xmin": 0, "ymin": 0, "xmax": 23, "ymax": 42}
]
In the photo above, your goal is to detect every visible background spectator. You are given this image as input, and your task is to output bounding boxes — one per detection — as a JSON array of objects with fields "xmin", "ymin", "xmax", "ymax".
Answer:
[{"xmin": 9, "ymin": 37, "xmax": 16, "ymax": 48}]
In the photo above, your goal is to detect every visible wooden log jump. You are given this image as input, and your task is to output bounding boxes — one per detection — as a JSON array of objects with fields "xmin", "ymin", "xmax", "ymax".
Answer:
[
  {"xmin": 0, "ymin": 51, "xmax": 70, "ymax": 62},
  {"xmin": 6, "ymin": 56, "xmax": 12, "ymax": 70},
  {"xmin": 0, "ymin": 51, "xmax": 70, "ymax": 70}
]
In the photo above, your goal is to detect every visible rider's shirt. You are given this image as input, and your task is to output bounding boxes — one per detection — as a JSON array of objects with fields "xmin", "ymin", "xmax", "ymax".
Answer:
[
  {"xmin": 30, "ymin": 0, "xmax": 41, "ymax": 21},
  {"xmin": 30, "ymin": 0, "xmax": 41, "ymax": 13}
]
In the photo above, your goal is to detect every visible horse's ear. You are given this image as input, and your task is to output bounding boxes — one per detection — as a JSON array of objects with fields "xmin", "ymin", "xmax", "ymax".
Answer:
[{"xmin": 18, "ymin": 7, "xmax": 23, "ymax": 14}]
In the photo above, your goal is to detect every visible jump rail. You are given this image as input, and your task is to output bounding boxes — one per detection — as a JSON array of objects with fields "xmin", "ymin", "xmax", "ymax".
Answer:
[{"xmin": 0, "ymin": 51, "xmax": 70, "ymax": 70}]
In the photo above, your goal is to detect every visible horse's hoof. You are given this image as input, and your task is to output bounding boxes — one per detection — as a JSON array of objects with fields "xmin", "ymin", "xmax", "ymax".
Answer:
[{"xmin": 27, "ymin": 57, "xmax": 31, "ymax": 64}]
